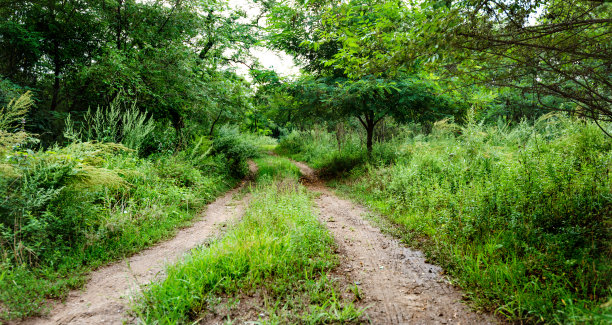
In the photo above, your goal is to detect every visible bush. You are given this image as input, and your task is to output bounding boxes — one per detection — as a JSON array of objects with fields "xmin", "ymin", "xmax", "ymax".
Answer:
[
  {"xmin": 211, "ymin": 126, "xmax": 260, "ymax": 178},
  {"xmin": 276, "ymin": 128, "xmax": 403, "ymax": 178},
  {"xmin": 63, "ymin": 94, "xmax": 155, "ymax": 152}
]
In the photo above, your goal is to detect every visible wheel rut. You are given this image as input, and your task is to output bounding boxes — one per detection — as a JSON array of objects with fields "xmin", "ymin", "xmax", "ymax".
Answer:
[
  {"xmin": 292, "ymin": 160, "xmax": 497, "ymax": 324},
  {"xmin": 19, "ymin": 164, "xmax": 257, "ymax": 325}
]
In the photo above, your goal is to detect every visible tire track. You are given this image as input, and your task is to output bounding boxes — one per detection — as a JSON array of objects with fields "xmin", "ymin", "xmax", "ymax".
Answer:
[
  {"xmin": 293, "ymin": 160, "xmax": 497, "ymax": 324},
  {"xmin": 19, "ymin": 164, "xmax": 257, "ymax": 325}
]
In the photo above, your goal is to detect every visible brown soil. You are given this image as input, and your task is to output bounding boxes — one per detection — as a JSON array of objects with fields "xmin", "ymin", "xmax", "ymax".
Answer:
[
  {"xmin": 18, "ymin": 164, "xmax": 257, "ymax": 325},
  {"xmin": 292, "ymin": 160, "xmax": 497, "ymax": 324}
]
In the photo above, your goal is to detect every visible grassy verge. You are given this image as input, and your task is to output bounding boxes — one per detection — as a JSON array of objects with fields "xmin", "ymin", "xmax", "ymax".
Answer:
[
  {"xmin": 0, "ymin": 143, "xmax": 239, "ymax": 320},
  {"xmin": 134, "ymin": 157, "xmax": 363, "ymax": 324},
  {"xmin": 332, "ymin": 122, "xmax": 611, "ymax": 323},
  {"xmin": 253, "ymin": 155, "xmax": 301, "ymax": 181}
]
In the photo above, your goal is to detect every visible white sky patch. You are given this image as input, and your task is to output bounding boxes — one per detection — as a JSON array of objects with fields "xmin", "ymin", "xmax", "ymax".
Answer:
[{"xmin": 226, "ymin": 0, "xmax": 300, "ymax": 79}]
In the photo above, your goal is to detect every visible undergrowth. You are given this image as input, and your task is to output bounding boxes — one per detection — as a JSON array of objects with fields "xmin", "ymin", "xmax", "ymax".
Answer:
[
  {"xmin": 253, "ymin": 155, "xmax": 301, "ymax": 181},
  {"xmin": 0, "ymin": 97, "xmax": 269, "ymax": 320},
  {"xmin": 0, "ymin": 142, "xmax": 238, "ymax": 320},
  {"xmin": 134, "ymin": 165, "xmax": 363, "ymax": 324},
  {"xmin": 280, "ymin": 115, "xmax": 612, "ymax": 324}
]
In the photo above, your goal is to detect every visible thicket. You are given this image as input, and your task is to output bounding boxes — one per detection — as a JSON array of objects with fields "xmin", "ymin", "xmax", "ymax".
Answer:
[
  {"xmin": 277, "ymin": 115, "xmax": 612, "ymax": 323},
  {"xmin": 0, "ymin": 94, "xmax": 263, "ymax": 320}
]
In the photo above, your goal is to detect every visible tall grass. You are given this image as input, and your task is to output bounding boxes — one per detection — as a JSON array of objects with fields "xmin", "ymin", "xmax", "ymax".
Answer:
[
  {"xmin": 135, "ymin": 165, "xmax": 363, "ymax": 324},
  {"xmin": 0, "ymin": 99, "xmax": 264, "ymax": 319},
  {"xmin": 253, "ymin": 155, "xmax": 301, "ymax": 181},
  {"xmin": 63, "ymin": 95, "xmax": 155, "ymax": 152},
  {"xmin": 280, "ymin": 115, "xmax": 612, "ymax": 323}
]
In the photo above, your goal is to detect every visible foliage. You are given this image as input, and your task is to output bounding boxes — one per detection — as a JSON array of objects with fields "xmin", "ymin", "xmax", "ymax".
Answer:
[
  {"xmin": 409, "ymin": 0, "xmax": 612, "ymax": 124},
  {"xmin": 0, "ymin": 91, "xmax": 32, "ymax": 131},
  {"xmin": 0, "ymin": 138, "xmax": 239, "ymax": 319},
  {"xmin": 64, "ymin": 95, "xmax": 155, "ymax": 152},
  {"xmin": 211, "ymin": 126, "xmax": 261, "ymax": 178},
  {"xmin": 267, "ymin": 0, "xmax": 460, "ymax": 153},
  {"xmin": 135, "ymin": 173, "xmax": 363, "ymax": 324},
  {"xmin": 253, "ymin": 155, "xmax": 301, "ymax": 181},
  {"xmin": 277, "ymin": 125, "xmax": 404, "ymax": 178},
  {"xmin": 0, "ymin": 0, "xmax": 260, "ymax": 146},
  {"xmin": 0, "ymin": 91, "xmax": 36, "ymax": 154}
]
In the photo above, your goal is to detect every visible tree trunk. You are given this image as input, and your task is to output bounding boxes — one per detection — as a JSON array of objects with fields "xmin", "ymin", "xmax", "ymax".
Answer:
[
  {"xmin": 358, "ymin": 113, "xmax": 377, "ymax": 157},
  {"xmin": 171, "ymin": 110, "xmax": 185, "ymax": 150},
  {"xmin": 209, "ymin": 110, "xmax": 222, "ymax": 136},
  {"xmin": 366, "ymin": 121, "xmax": 374, "ymax": 155},
  {"xmin": 50, "ymin": 42, "xmax": 61, "ymax": 111}
]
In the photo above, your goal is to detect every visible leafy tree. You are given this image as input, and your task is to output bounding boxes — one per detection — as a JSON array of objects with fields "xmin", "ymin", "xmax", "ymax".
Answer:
[
  {"xmin": 0, "ymin": 0, "xmax": 260, "ymax": 147},
  {"xmin": 290, "ymin": 75, "xmax": 455, "ymax": 153},
  {"xmin": 411, "ymin": 0, "xmax": 612, "ymax": 132},
  {"xmin": 267, "ymin": 0, "xmax": 456, "ymax": 153},
  {"xmin": 190, "ymin": 70, "xmax": 252, "ymax": 137}
]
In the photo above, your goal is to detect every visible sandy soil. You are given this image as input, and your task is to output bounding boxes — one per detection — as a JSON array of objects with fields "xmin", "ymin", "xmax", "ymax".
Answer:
[
  {"xmin": 292, "ymin": 160, "xmax": 497, "ymax": 324},
  {"xmin": 18, "ymin": 164, "xmax": 257, "ymax": 325}
]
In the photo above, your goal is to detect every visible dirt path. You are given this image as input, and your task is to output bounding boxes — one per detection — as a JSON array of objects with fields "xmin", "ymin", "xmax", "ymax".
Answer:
[
  {"xmin": 20, "ymin": 165, "xmax": 256, "ymax": 325},
  {"xmin": 293, "ymin": 161, "xmax": 497, "ymax": 324}
]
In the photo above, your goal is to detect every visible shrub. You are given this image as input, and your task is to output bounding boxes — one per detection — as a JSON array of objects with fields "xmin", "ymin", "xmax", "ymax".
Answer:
[
  {"xmin": 63, "ymin": 94, "xmax": 155, "ymax": 152},
  {"xmin": 277, "ymin": 128, "xmax": 403, "ymax": 178},
  {"xmin": 211, "ymin": 126, "xmax": 259, "ymax": 178},
  {"xmin": 0, "ymin": 139, "xmax": 237, "ymax": 319}
]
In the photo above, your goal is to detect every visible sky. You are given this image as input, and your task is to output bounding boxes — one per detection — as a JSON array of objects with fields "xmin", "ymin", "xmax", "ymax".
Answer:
[{"xmin": 226, "ymin": 0, "xmax": 300, "ymax": 79}]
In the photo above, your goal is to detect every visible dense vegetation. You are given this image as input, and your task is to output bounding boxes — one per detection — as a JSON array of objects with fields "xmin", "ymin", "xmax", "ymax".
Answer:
[
  {"xmin": 277, "ymin": 115, "xmax": 611, "ymax": 323},
  {"xmin": 1, "ymin": 0, "xmax": 610, "ymax": 323},
  {"xmin": 0, "ymin": 96, "xmax": 265, "ymax": 318}
]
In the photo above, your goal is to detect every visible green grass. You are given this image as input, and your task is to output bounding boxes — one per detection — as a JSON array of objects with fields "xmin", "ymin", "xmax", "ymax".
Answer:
[
  {"xmin": 253, "ymin": 155, "xmax": 302, "ymax": 181},
  {"xmin": 0, "ymin": 142, "xmax": 238, "ymax": 320},
  {"xmin": 280, "ymin": 116, "xmax": 612, "ymax": 324},
  {"xmin": 134, "ymin": 171, "xmax": 363, "ymax": 324}
]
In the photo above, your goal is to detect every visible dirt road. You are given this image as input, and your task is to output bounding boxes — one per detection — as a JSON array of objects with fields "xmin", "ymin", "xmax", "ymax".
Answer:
[
  {"xmin": 20, "ymin": 159, "xmax": 496, "ymax": 324},
  {"xmin": 20, "ymin": 168, "xmax": 255, "ymax": 325},
  {"xmin": 293, "ymin": 160, "xmax": 497, "ymax": 324}
]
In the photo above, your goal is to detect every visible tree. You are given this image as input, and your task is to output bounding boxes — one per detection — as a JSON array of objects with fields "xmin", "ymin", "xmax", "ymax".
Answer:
[
  {"xmin": 267, "ymin": 0, "xmax": 456, "ymax": 153},
  {"xmin": 0, "ymin": 0, "xmax": 260, "ymax": 147},
  {"xmin": 290, "ymin": 75, "xmax": 455, "ymax": 153},
  {"xmin": 413, "ymin": 0, "xmax": 612, "ymax": 132}
]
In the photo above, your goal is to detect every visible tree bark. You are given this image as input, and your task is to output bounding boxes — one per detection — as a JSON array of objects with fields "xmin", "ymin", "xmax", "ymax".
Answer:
[
  {"xmin": 208, "ymin": 110, "xmax": 222, "ymax": 136},
  {"xmin": 170, "ymin": 109, "xmax": 185, "ymax": 150},
  {"xmin": 366, "ymin": 121, "xmax": 374, "ymax": 155},
  {"xmin": 51, "ymin": 42, "xmax": 61, "ymax": 111},
  {"xmin": 358, "ymin": 113, "xmax": 377, "ymax": 156}
]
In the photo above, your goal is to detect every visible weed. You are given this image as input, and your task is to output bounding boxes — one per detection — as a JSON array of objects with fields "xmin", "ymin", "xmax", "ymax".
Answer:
[{"xmin": 0, "ymin": 140, "xmax": 238, "ymax": 320}]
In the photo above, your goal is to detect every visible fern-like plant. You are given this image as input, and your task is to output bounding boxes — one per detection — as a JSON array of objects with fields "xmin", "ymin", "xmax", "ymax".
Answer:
[
  {"xmin": 121, "ymin": 101, "xmax": 155, "ymax": 151},
  {"xmin": 0, "ymin": 91, "xmax": 32, "ymax": 131},
  {"xmin": 0, "ymin": 92, "xmax": 35, "ymax": 152}
]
